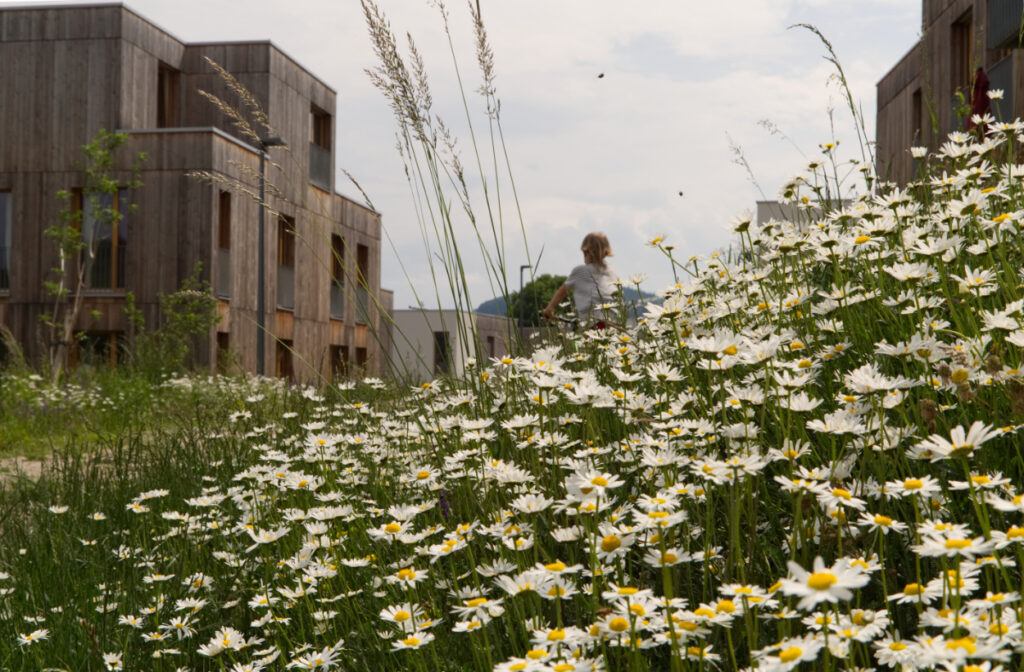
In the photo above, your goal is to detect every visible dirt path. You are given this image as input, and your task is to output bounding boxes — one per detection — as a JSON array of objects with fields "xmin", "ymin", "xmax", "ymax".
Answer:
[{"xmin": 0, "ymin": 457, "xmax": 45, "ymax": 483}]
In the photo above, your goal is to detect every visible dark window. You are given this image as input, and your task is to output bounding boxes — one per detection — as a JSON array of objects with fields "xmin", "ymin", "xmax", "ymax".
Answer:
[
  {"xmin": 951, "ymin": 11, "xmax": 973, "ymax": 95},
  {"xmin": 331, "ymin": 234, "xmax": 345, "ymax": 286},
  {"xmin": 77, "ymin": 331, "xmax": 120, "ymax": 368},
  {"xmin": 309, "ymin": 106, "xmax": 332, "ymax": 191},
  {"xmin": 0, "ymin": 192, "xmax": 10, "ymax": 290},
  {"xmin": 357, "ymin": 243, "xmax": 369, "ymax": 285},
  {"xmin": 355, "ymin": 243, "xmax": 370, "ymax": 324},
  {"xmin": 330, "ymin": 344, "xmax": 348, "ymax": 380},
  {"xmin": 356, "ymin": 347, "xmax": 368, "ymax": 369},
  {"xmin": 216, "ymin": 332, "xmax": 230, "ymax": 372},
  {"xmin": 311, "ymin": 106, "xmax": 331, "ymax": 149},
  {"xmin": 218, "ymin": 191, "xmax": 231, "ymax": 250},
  {"xmin": 276, "ymin": 339, "xmax": 294, "ymax": 380},
  {"xmin": 433, "ymin": 331, "xmax": 450, "ymax": 374},
  {"xmin": 330, "ymin": 234, "xmax": 345, "ymax": 320},
  {"xmin": 487, "ymin": 335, "xmax": 495, "ymax": 359},
  {"xmin": 216, "ymin": 191, "xmax": 231, "ymax": 299},
  {"xmin": 78, "ymin": 188, "xmax": 129, "ymax": 290},
  {"xmin": 157, "ymin": 63, "xmax": 180, "ymax": 128},
  {"xmin": 278, "ymin": 216, "xmax": 296, "ymax": 267},
  {"xmin": 277, "ymin": 215, "xmax": 296, "ymax": 310}
]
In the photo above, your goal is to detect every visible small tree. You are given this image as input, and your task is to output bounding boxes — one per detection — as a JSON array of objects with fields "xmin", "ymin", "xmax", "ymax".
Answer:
[
  {"xmin": 42, "ymin": 130, "xmax": 145, "ymax": 383},
  {"xmin": 506, "ymin": 274, "xmax": 566, "ymax": 327},
  {"xmin": 124, "ymin": 263, "xmax": 220, "ymax": 377}
]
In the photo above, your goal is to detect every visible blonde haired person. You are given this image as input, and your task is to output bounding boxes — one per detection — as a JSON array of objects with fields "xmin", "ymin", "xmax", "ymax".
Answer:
[{"xmin": 541, "ymin": 232, "xmax": 619, "ymax": 327}]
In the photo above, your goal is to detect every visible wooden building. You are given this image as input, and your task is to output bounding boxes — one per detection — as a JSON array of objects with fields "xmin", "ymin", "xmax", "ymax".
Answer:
[
  {"xmin": 0, "ymin": 3, "xmax": 392, "ymax": 381},
  {"xmin": 391, "ymin": 309, "xmax": 515, "ymax": 384},
  {"xmin": 877, "ymin": 0, "xmax": 1023, "ymax": 184}
]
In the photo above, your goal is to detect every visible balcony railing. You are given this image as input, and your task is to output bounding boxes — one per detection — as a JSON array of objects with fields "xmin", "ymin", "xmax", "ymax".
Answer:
[
  {"xmin": 330, "ymin": 281, "xmax": 345, "ymax": 320},
  {"xmin": 355, "ymin": 286, "xmax": 369, "ymax": 324},
  {"xmin": 215, "ymin": 248, "xmax": 230, "ymax": 299},
  {"xmin": 988, "ymin": 54, "xmax": 1014, "ymax": 123},
  {"xmin": 277, "ymin": 264, "xmax": 294, "ymax": 311},
  {"xmin": 989, "ymin": 0, "xmax": 1023, "ymax": 48},
  {"xmin": 309, "ymin": 143, "xmax": 331, "ymax": 192}
]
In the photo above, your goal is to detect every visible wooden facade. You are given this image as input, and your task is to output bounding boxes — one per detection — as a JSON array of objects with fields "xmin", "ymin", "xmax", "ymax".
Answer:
[
  {"xmin": 0, "ymin": 4, "xmax": 389, "ymax": 381},
  {"xmin": 877, "ymin": 0, "xmax": 1024, "ymax": 184}
]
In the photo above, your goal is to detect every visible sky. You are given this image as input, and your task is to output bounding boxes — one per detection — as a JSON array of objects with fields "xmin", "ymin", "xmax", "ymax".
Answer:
[{"xmin": 7, "ymin": 0, "xmax": 923, "ymax": 310}]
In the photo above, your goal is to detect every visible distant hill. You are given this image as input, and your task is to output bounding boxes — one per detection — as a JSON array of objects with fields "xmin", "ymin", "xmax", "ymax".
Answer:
[
  {"xmin": 476, "ymin": 295, "xmax": 508, "ymax": 316},
  {"xmin": 476, "ymin": 287, "xmax": 658, "ymax": 317}
]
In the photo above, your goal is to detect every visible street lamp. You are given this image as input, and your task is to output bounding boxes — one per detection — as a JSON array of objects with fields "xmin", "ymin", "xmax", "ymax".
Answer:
[{"xmin": 256, "ymin": 136, "xmax": 287, "ymax": 376}]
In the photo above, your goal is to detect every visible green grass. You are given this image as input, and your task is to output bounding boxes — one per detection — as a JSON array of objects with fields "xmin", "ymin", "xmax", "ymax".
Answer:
[{"xmin": 6, "ymin": 123, "xmax": 1024, "ymax": 670}]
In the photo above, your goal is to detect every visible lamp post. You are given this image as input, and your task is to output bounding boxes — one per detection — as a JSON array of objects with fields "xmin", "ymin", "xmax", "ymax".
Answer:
[{"xmin": 256, "ymin": 136, "xmax": 287, "ymax": 376}]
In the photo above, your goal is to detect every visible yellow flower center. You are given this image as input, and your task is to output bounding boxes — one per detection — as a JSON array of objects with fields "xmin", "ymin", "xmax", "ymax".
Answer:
[
  {"xmin": 874, "ymin": 515, "xmax": 893, "ymax": 526},
  {"xmin": 609, "ymin": 617, "xmax": 629, "ymax": 632},
  {"xmin": 904, "ymin": 479, "xmax": 924, "ymax": 490},
  {"xmin": 394, "ymin": 610, "xmax": 411, "ymax": 622},
  {"xmin": 591, "ymin": 476, "xmax": 608, "ymax": 487},
  {"xmin": 945, "ymin": 637, "xmax": 977, "ymax": 654},
  {"xmin": 545, "ymin": 561, "xmax": 566, "ymax": 572},
  {"xmin": 807, "ymin": 571, "xmax": 837, "ymax": 590},
  {"xmin": 385, "ymin": 523, "xmax": 402, "ymax": 533},
  {"xmin": 779, "ymin": 647, "xmax": 802, "ymax": 662},
  {"xmin": 716, "ymin": 599, "xmax": 735, "ymax": 613},
  {"xmin": 602, "ymin": 536, "xmax": 622, "ymax": 552}
]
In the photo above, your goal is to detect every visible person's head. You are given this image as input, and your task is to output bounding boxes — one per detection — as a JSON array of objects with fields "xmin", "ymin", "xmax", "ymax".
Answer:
[{"xmin": 581, "ymin": 232, "xmax": 612, "ymax": 268}]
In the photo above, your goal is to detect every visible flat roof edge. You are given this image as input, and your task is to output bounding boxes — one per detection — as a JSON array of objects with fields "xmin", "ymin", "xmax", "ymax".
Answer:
[{"xmin": 0, "ymin": 3, "xmax": 337, "ymax": 94}]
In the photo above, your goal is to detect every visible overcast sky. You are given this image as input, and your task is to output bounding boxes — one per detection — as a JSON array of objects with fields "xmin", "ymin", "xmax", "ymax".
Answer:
[{"xmin": 9, "ymin": 0, "xmax": 923, "ymax": 310}]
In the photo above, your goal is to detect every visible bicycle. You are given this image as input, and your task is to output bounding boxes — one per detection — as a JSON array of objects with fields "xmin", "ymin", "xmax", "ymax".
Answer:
[{"xmin": 544, "ymin": 312, "xmax": 580, "ymax": 333}]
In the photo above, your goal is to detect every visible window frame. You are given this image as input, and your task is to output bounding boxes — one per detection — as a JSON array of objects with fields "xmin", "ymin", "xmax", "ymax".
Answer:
[{"xmin": 75, "ymin": 187, "xmax": 129, "ymax": 292}]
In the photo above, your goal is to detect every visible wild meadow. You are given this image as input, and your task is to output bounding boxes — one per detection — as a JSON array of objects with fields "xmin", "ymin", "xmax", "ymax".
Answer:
[
  {"xmin": 5, "ymin": 119, "xmax": 1024, "ymax": 671},
  {"xmin": 6, "ymin": 3, "xmax": 1024, "ymax": 671}
]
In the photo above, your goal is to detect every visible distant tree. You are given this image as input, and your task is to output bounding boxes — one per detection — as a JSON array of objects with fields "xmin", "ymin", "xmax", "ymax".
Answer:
[{"xmin": 507, "ymin": 274, "xmax": 566, "ymax": 327}]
